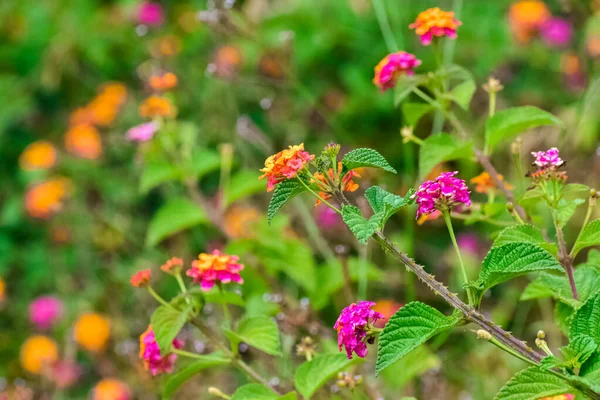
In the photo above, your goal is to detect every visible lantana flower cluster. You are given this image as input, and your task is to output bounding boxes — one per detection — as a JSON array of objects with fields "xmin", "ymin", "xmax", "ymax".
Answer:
[
  {"xmin": 312, "ymin": 162, "xmax": 361, "ymax": 206},
  {"xmin": 373, "ymin": 52, "xmax": 421, "ymax": 91},
  {"xmin": 412, "ymin": 172, "xmax": 471, "ymax": 219},
  {"xmin": 409, "ymin": 7, "xmax": 462, "ymax": 45},
  {"xmin": 139, "ymin": 326, "xmax": 183, "ymax": 375},
  {"xmin": 186, "ymin": 250, "xmax": 244, "ymax": 291},
  {"xmin": 530, "ymin": 147, "xmax": 567, "ymax": 181},
  {"xmin": 334, "ymin": 301, "xmax": 383, "ymax": 359},
  {"xmin": 259, "ymin": 144, "xmax": 315, "ymax": 191}
]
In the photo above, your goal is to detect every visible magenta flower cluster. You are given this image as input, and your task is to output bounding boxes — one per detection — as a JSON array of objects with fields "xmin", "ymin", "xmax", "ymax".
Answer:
[
  {"xmin": 532, "ymin": 147, "xmax": 564, "ymax": 170},
  {"xmin": 29, "ymin": 296, "xmax": 64, "ymax": 330},
  {"xmin": 126, "ymin": 121, "xmax": 159, "ymax": 142},
  {"xmin": 334, "ymin": 301, "xmax": 383, "ymax": 359},
  {"xmin": 540, "ymin": 18, "xmax": 573, "ymax": 48},
  {"xmin": 373, "ymin": 52, "xmax": 422, "ymax": 91},
  {"xmin": 137, "ymin": 2, "xmax": 164, "ymax": 26},
  {"xmin": 140, "ymin": 328, "xmax": 184, "ymax": 375},
  {"xmin": 412, "ymin": 171, "xmax": 471, "ymax": 219}
]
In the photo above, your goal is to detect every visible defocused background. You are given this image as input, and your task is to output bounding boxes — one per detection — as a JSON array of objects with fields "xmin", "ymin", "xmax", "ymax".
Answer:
[{"xmin": 1, "ymin": 0, "xmax": 599, "ymax": 399}]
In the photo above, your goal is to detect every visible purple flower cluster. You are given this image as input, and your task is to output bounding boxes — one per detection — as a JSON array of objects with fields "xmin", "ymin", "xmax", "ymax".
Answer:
[
  {"xmin": 334, "ymin": 301, "xmax": 383, "ymax": 359},
  {"xmin": 29, "ymin": 296, "xmax": 64, "ymax": 330},
  {"xmin": 412, "ymin": 172, "xmax": 471, "ymax": 219},
  {"xmin": 139, "ymin": 327, "xmax": 184, "ymax": 375},
  {"xmin": 126, "ymin": 122, "xmax": 159, "ymax": 142},
  {"xmin": 540, "ymin": 18, "xmax": 573, "ymax": 48},
  {"xmin": 532, "ymin": 147, "xmax": 564, "ymax": 170}
]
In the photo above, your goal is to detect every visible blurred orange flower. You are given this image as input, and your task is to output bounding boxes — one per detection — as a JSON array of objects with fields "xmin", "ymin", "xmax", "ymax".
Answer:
[
  {"xmin": 73, "ymin": 313, "xmax": 111, "ymax": 353},
  {"xmin": 152, "ymin": 35, "xmax": 182, "ymax": 57},
  {"xmin": 0, "ymin": 277, "xmax": 5, "ymax": 303},
  {"xmin": 417, "ymin": 209, "xmax": 441, "ymax": 225},
  {"xmin": 508, "ymin": 0, "xmax": 551, "ymax": 44},
  {"xmin": 373, "ymin": 300, "xmax": 402, "ymax": 328},
  {"xmin": 149, "ymin": 72, "xmax": 178, "ymax": 91},
  {"xmin": 470, "ymin": 172, "xmax": 513, "ymax": 193},
  {"xmin": 214, "ymin": 45, "xmax": 242, "ymax": 78},
  {"xmin": 19, "ymin": 141, "xmax": 58, "ymax": 171},
  {"xmin": 65, "ymin": 124, "xmax": 102, "ymax": 160},
  {"xmin": 139, "ymin": 96, "xmax": 177, "ymax": 119},
  {"xmin": 130, "ymin": 269, "xmax": 151, "ymax": 288},
  {"xmin": 161, "ymin": 257, "xmax": 184, "ymax": 274},
  {"xmin": 20, "ymin": 335, "xmax": 58, "ymax": 374},
  {"xmin": 25, "ymin": 178, "xmax": 72, "ymax": 219},
  {"xmin": 92, "ymin": 379, "xmax": 132, "ymax": 400},
  {"xmin": 223, "ymin": 205, "xmax": 261, "ymax": 239}
]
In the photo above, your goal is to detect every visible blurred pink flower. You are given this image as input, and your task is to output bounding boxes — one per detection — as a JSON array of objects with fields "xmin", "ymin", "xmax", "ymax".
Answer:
[
  {"xmin": 334, "ymin": 301, "xmax": 383, "ymax": 359},
  {"xmin": 140, "ymin": 326, "xmax": 183, "ymax": 375},
  {"xmin": 137, "ymin": 2, "xmax": 164, "ymax": 26},
  {"xmin": 456, "ymin": 233, "xmax": 482, "ymax": 256},
  {"xmin": 29, "ymin": 296, "xmax": 63, "ymax": 330},
  {"xmin": 540, "ymin": 18, "xmax": 572, "ymax": 47},
  {"xmin": 315, "ymin": 205, "xmax": 342, "ymax": 230},
  {"xmin": 126, "ymin": 122, "xmax": 158, "ymax": 142},
  {"xmin": 373, "ymin": 52, "xmax": 421, "ymax": 91},
  {"xmin": 51, "ymin": 360, "xmax": 81, "ymax": 389}
]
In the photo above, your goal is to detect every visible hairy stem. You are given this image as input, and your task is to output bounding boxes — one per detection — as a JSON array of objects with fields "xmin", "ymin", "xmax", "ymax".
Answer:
[{"xmin": 552, "ymin": 211, "xmax": 579, "ymax": 300}]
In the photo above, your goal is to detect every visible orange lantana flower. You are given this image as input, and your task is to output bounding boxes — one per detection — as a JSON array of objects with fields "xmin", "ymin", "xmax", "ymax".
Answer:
[
  {"xmin": 409, "ymin": 7, "xmax": 462, "ymax": 45},
  {"xmin": 312, "ymin": 162, "xmax": 360, "ymax": 206},
  {"xmin": 223, "ymin": 205, "xmax": 261, "ymax": 239},
  {"xmin": 92, "ymin": 379, "xmax": 132, "ymax": 400},
  {"xmin": 160, "ymin": 257, "xmax": 184, "ymax": 274},
  {"xmin": 508, "ymin": 0, "xmax": 551, "ymax": 44},
  {"xmin": 20, "ymin": 335, "xmax": 59, "ymax": 374},
  {"xmin": 259, "ymin": 144, "xmax": 315, "ymax": 192},
  {"xmin": 130, "ymin": 269, "xmax": 151, "ymax": 288},
  {"xmin": 470, "ymin": 172, "xmax": 514, "ymax": 194},
  {"xmin": 25, "ymin": 178, "xmax": 72, "ymax": 219},
  {"xmin": 139, "ymin": 96, "xmax": 177, "ymax": 119},
  {"xmin": 149, "ymin": 72, "xmax": 178, "ymax": 91},
  {"xmin": 65, "ymin": 124, "xmax": 102, "ymax": 160},
  {"xmin": 19, "ymin": 141, "xmax": 58, "ymax": 171},
  {"xmin": 73, "ymin": 313, "xmax": 111, "ymax": 353}
]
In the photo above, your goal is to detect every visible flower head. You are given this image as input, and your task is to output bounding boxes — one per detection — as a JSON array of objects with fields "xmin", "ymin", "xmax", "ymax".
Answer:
[
  {"xmin": 29, "ymin": 296, "xmax": 64, "ymax": 330},
  {"xmin": 25, "ymin": 178, "xmax": 72, "ymax": 219},
  {"xmin": 126, "ymin": 122, "xmax": 159, "ymax": 142},
  {"xmin": 19, "ymin": 141, "xmax": 58, "ymax": 171},
  {"xmin": 508, "ymin": 0, "xmax": 551, "ymax": 44},
  {"xmin": 20, "ymin": 335, "xmax": 59, "ymax": 374},
  {"xmin": 137, "ymin": 2, "xmax": 164, "ymax": 26},
  {"xmin": 540, "ymin": 395, "xmax": 575, "ymax": 400},
  {"xmin": 213, "ymin": 46, "xmax": 243, "ymax": 78},
  {"xmin": 409, "ymin": 7, "xmax": 462, "ymax": 45},
  {"xmin": 259, "ymin": 144, "xmax": 315, "ymax": 192},
  {"xmin": 139, "ymin": 326, "xmax": 183, "ymax": 375},
  {"xmin": 139, "ymin": 96, "xmax": 177, "ymax": 119},
  {"xmin": 73, "ymin": 313, "xmax": 111, "ymax": 352},
  {"xmin": 334, "ymin": 301, "xmax": 383, "ymax": 359},
  {"xmin": 65, "ymin": 124, "xmax": 103, "ymax": 160},
  {"xmin": 312, "ymin": 162, "xmax": 360, "ymax": 206},
  {"xmin": 223, "ymin": 205, "xmax": 261, "ymax": 239},
  {"xmin": 186, "ymin": 250, "xmax": 244, "ymax": 291},
  {"xmin": 161, "ymin": 257, "xmax": 184, "ymax": 274},
  {"xmin": 50, "ymin": 360, "xmax": 80, "ymax": 389},
  {"xmin": 412, "ymin": 171, "xmax": 471, "ymax": 219},
  {"xmin": 470, "ymin": 171, "xmax": 513, "ymax": 194},
  {"xmin": 149, "ymin": 72, "xmax": 178, "ymax": 91},
  {"xmin": 532, "ymin": 147, "xmax": 564, "ymax": 170},
  {"xmin": 373, "ymin": 52, "xmax": 421, "ymax": 91},
  {"xmin": 130, "ymin": 269, "xmax": 151, "ymax": 288},
  {"xmin": 92, "ymin": 379, "xmax": 132, "ymax": 400},
  {"xmin": 540, "ymin": 18, "xmax": 573, "ymax": 47}
]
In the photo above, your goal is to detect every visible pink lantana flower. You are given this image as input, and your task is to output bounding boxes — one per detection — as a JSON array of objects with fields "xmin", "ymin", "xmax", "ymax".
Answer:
[
  {"xmin": 412, "ymin": 171, "xmax": 471, "ymax": 219},
  {"xmin": 531, "ymin": 147, "xmax": 564, "ymax": 170},
  {"xmin": 186, "ymin": 250, "xmax": 244, "ymax": 291},
  {"xmin": 139, "ymin": 326, "xmax": 183, "ymax": 375},
  {"xmin": 126, "ymin": 122, "xmax": 159, "ymax": 142},
  {"xmin": 137, "ymin": 2, "xmax": 164, "ymax": 26},
  {"xmin": 540, "ymin": 18, "xmax": 573, "ymax": 48},
  {"xmin": 334, "ymin": 301, "xmax": 383, "ymax": 359},
  {"xmin": 409, "ymin": 7, "xmax": 462, "ymax": 46},
  {"xmin": 373, "ymin": 52, "xmax": 421, "ymax": 91},
  {"xmin": 29, "ymin": 296, "xmax": 64, "ymax": 330}
]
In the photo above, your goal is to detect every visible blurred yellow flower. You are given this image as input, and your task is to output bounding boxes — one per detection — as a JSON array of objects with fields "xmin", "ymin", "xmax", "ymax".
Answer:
[
  {"xmin": 65, "ymin": 124, "xmax": 102, "ymax": 160},
  {"xmin": 73, "ymin": 313, "xmax": 111, "ymax": 352},
  {"xmin": 223, "ymin": 205, "xmax": 261, "ymax": 239},
  {"xmin": 508, "ymin": 0, "xmax": 551, "ymax": 44},
  {"xmin": 20, "ymin": 335, "xmax": 59, "ymax": 374},
  {"xmin": 139, "ymin": 96, "xmax": 177, "ymax": 119},
  {"xmin": 25, "ymin": 178, "xmax": 72, "ymax": 219},
  {"xmin": 92, "ymin": 379, "xmax": 132, "ymax": 400},
  {"xmin": 19, "ymin": 141, "xmax": 58, "ymax": 171}
]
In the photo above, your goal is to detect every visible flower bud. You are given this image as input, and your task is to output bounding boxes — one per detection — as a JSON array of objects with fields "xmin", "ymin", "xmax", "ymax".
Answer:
[
  {"xmin": 537, "ymin": 330, "xmax": 545, "ymax": 339},
  {"xmin": 483, "ymin": 77, "xmax": 504, "ymax": 93},
  {"xmin": 506, "ymin": 202, "xmax": 515, "ymax": 213},
  {"xmin": 208, "ymin": 387, "xmax": 230, "ymax": 398},
  {"xmin": 475, "ymin": 330, "xmax": 492, "ymax": 341},
  {"xmin": 400, "ymin": 126, "xmax": 413, "ymax": 144},
  {"xmin": 323, "ymin": 141, "xmax": 341, "ymax": 158},
  {"xmin": 511, "ymin": 137, "xmax": 522, "ymax": 155}
]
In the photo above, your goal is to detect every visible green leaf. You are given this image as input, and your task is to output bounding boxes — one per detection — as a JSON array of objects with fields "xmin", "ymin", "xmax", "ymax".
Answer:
[
  {"xmin": 562, "ymin": 183, "xmax": 590, "ymax": 197},
  {"xmin": 394, "ymin": 76, "xmax": 423, "ymax": 107},
  {"xmin": 581, "ymin": 351, "xmax": 600, "ymax": 386},
  {"xmin": 447, "ymin": 79, "xmax": 476, "ymax": 110},
  {"xmin": 576, "ymin": 76, "xmax": 600, "ymax": 149},
  {"xmin": 225, "ymin": 170, "xmax": 268, "ymax": 206},
  {"xmin": 376, "ymin": 302, "xmax": 457, "ymax": 374},
  {"xmin": 342, "ymin": 148, "xmax": 397, "ymax": 174},
  {"xmin": 523, "ymin": 265, "xmax": 600, "ymax": 307},
  {"xmin": 441, "ymin": 64, "xmax": 474, "ymax": 82},
  {"xmin": 485, "ymin": 106, "xmax": 564, "ymax": 153},
  {"xmin": 471, "ymin": 243, "xmax": 562, "ymax": 301},
  {"xmin": 262, "ymin": 239, "xmax": 316, "ymax": 293},
  {"xmin": 226, "ymin": 316, "xmax": 281, "ymax": 356},
  {"xmin": 162, "ymin": 355, "xmax": 230, "ymax": 399},
  {"xmin": 146, "ymin": 198, "xmax": 209, "ymax": 246},
  {"xmin": 418, "ymin": 133, "xmax": 473, "ymax": 179},
  {"xmin": 232, "ymin": 384, "xmax": 297, "ymax": 400},
  {"xmin": 556, "ymin": 198, "xmax": 585, "ymax": 228},
  {"xmin": 494, "ymin": 366, "xmax": 571, "ymax": 400},
  {"xmin": 493, "ymin": 224, "xmax": 557, "ymax": 255},
  {"xmin": 570, "ymin": 293, "xmax": 600, "ymax": 344},
  {"xmin": 140, "ymin": 160, "xmax": 180, "ymax": 194},
  {"xmin": 150, "ymin": 305, "xmax": 190, "ymax": 354},
  {"xmin": 561, "ymin": 335, "xmax": 597, "ymax": 368},
  {"xmin": 380, "ymin": 346, "xmax": 440, "ymax": 390},
  {"xmin": 365, "ymin": 187, "xmax": 414, "ymax": 228},
  {"xmin": 572, "ymin": 220, "xmax": 600, "ymax": 258},
  {"xmin": 189, "ymin": 148, "xmax": 221, "ymax": 178},
  {"xmin": 294, "ymin": 353, "xmax": 363, "ymax": 399},
  {"xmin": 267, "ymin": 180, "xmax": 305, "ymax": 224},
  {"xmin": 521, "ymin": 278, "xmax": 555, "ymax": 301},
  {"xmin": 402, "ymin": 102, "xmax": 433, "ymax": 126},
  {"xmin": 341, "ymin": 205, "xmax": 379, "ymax": 244},
  {"xmin": 555, "ymin": 301, "xmax": 574, "ymax": 336}
]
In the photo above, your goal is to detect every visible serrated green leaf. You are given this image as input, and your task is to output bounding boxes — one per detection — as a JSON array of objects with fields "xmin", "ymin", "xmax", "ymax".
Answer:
[
  {"xmin": 226, "ymin": 316, "xmax": 281, "ymax": 356},
  {"xmin": 225, "ymin": 170, "xmax": 268, "ymax": 206},
  {"xmin": 447, "ymin": 79, "xmax": 476, "ymax": 110},
  {"xmin": 493, "ymin": 224, "xmax": 557, "ymax": 255},
  {"xmin": 162, "ymin": 354, "xmax": 230, "ymax": 399},
  {"xmin": 267, "ymin": 180, "xmax": 305, "ymax": 224},
  {"xmin": 524, "ymin": 265, "xmax": 600, "ymax": 307},
  {"xmin": 294, "ymin": 353, "xmax": 363, "ymax": 399},
  {"xmin": 494, "ymin": 366, "xmax": 571, "ymax": 400},
  {"xmin": 540, "ymin": 355, "xmax": 562, "ymax": 370},
  {"xmin": 376, "ymin": 302, "xmax": 457, "ymax": 374},
  {"xmin": 402, "ymin": 102, "xmax": 433, "ymax": 126},
  {"xmin": 440, "ymin": 64, "xmax": 473, "ymax": 82},
  {"xmin": 418, "ymin": 133, "xmax": 473, "ymax": 179},
  {"xmin": 561, "ymin": 335, "xmax": 597, "ymax": 368},
  {"xmin": 570, "ymin": 293, "xmax": 600, "ymax": 344},
  {"xmin": 365, "ymin": 187, "xmax": 414, "ymax": 228},
  {"xmin": 556, "ymin": 301, "xmax": 574, "ymax": 336},
  {"xmin": 231, "ymin": 384, "xmax": 296, "ymax": 400},
  {"xmin": 394, "ymin": 76, "xmax": 424, "ymax": 107},
  {"xmin": 485, "ymin": 106, "xmax": 564, "ymax": 153},
  {"xmin": 146, "ymin": 198, "xmax": 209, "ymax": 246},
  {"xmin": 556, "ymin": 198, "xmax": 585, "ymax": 228},
  {"xmin": 562, "ymin": 183, "xmax": 590, "ymax": 197},
  {"xmin": 581, "ymin": 351, "xmax": 600, "ymax": 386},
  {"xmin": 150, "ymin": 305, "xmax": 190, "ymax": 354},
  {"xmin": 521, "ymin": 278, "xmax": 555, "ymax": 301},
  {"xmin": 341, "ymin": 205, "xmax": 379, "ymax": 244},
  {"xmin": 472, "ymin": 243, "xmax": 562, "ymax": 302},
  {"xmin": 342, "ymin": 148, "xmax": 396, "ymax": 174},
  {"xmin": 572, "ymin": 220, "xmax": 600, "ymax": 258}
]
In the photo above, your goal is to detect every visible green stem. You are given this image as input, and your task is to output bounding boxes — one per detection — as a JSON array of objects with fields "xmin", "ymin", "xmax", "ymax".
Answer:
[
  {"xmin": 442, "ymin": 210, "xmax": 474, "ymax": 305},
  {"xmin": 175, "ymin": 273, "xmax": 188, "ymax": 294},
  {"xmin": 296, "ymin": 177, "xmax": 342, "ymax": 214},
  {"xmin": 488, "ymin": 337, "xmax": 538, "ymax": 367},
  {"xmin": 489, "ymin": 91, "xmax": 496, "ymax": 118},
  {"xmin": 219, "ymin": 284, "xmax": 231, "ymax": 329},
  {"xmin": 172, "ymin": 348, "xmax": 212, "ymax": 360},
  {"xmin": 371, "ymin": 0, "xmax": 398, "ymax": 53},
  {"xmin": 148, "ymin": 286, "xmax": 177, "ymax": 311},
  {"xmin": 219, "ymin": 144, "xmax": 233, "ymax": 211},
  {"xmin": 570, "ymin": 197, "xmax": 596, "ymax": 258}
]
